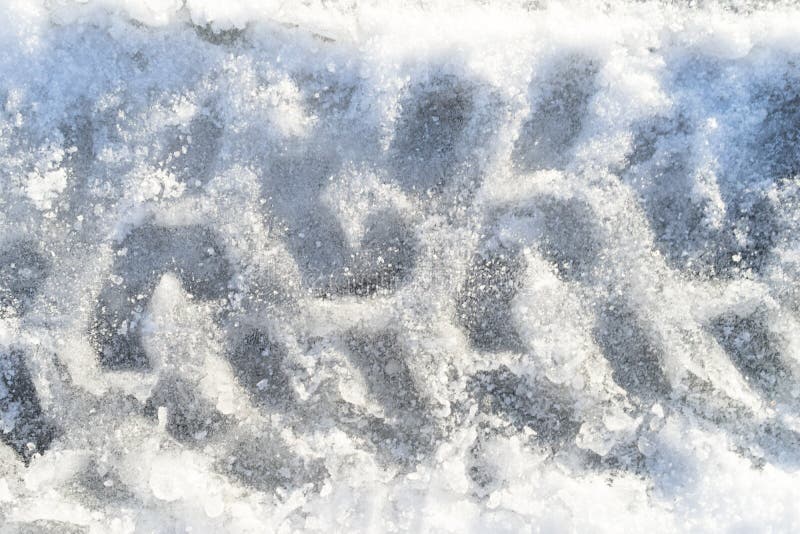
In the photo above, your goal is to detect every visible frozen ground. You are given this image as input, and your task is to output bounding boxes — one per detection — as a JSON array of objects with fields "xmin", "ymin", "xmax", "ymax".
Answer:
[{"xmin": 2, "ymin": 0, "xmax": 800, "ymax": 531}]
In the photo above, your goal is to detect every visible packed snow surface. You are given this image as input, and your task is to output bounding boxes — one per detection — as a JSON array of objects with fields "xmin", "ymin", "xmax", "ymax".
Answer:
[{"xmin": 3, "ymin": 0, "xmax": 800, "ymax": 531}]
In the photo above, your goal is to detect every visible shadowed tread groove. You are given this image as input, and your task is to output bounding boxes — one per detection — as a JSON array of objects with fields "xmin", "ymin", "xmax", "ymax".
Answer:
[
  {"xmin": 512, "ymin": 55, "xmax": 597, "ymax": 171},
  {"xmin": 144, "ymin": 373, "xmax": 228, "ymax": 444},
  {"xmin": 532, "ymin": 195, "xmax": 602, "ymax": 281},
  {"xmin": 260, "ymin": 141, "xmax": 418, "ymax": 297},
  {"xmin": 0, "ymin": 349, "xmax": 58, "ymax": 464},
  {"xmin": 753, "ymin": 78, "xmax": 800, "ymax": 182},
  {"xmin": 709, "ymin": 311, "xmax": 791, "ymax": 400},
  {"xmin": 90, "ymin": 224, "xmax": 232, "ymax": 370},
  {"xmin": 344, "ymin": 330, "xmax": 437, "ymax": 466},
  {"xmin": 72, "ymin": 461, "xmax": 134, "ymax": 506},
  {"xmin": 219, "ymin": 433, "xmax": 328, "ymax": 493},
  {"xmin": 163, "ymin": 104, "xmax": 223, "ymax": 187},
  {"xmin": 193, "ymin": 24, "xmax": 247, "ymax": 46},
  {"xmin": 593, "ymin": 300, "xmax": 671, "ymax": 402},
  {"xmin": 328, "ymin": 210, "xmax": 418, "ymax": 297},
  {"xmin": 468, "ymin": 366, "xmax": 581, "ymax": 451},
  {"xmin": 226, "ymin": 329, "xmax": 294, "ymax": 407},
  {"xmin": 391, "ymin": 74, "xmax": 475, "ymax": 192},
  {"xmin": 0, "ymin": 240, "xmax": 49, "ymax": 317},
  {"xmin": 457, "ymin": 247, "xmax": 526, "ymax": 353}
]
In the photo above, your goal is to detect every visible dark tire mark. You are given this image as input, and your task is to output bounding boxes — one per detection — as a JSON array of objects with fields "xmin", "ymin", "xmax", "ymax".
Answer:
[
  {"xmin": 261, "ymin": 121, "xmax": 418, "ymax": 296},
  {"xmin": 588, "ymin": 441, "xmax": 649, "ymax": 475},
  {"xmin": 90, "ymin": 224, "xmax": 232, "ymax": 370},
  {"xmin": 144, "ymin": 373, "xmax": 228, "ymax": 444},
  {"xmin": 623, "ymin": 115, "xmax": 732, "ymax": 278},
  {"xmin": 343, "ymin": 330, "xmax": 436, "ymax": 467},
  {"xmin": 390, "ymin": 75, "xmax": 474, "ymax": 192},
  {"xmin": 345, "ymin": 331, "xmax": 428, "ymax": 421},
  {"xmin": 0, "ymin": 349, "xmax": 58, "ymax": 464},
  {"xmin": 593, "ymin": 300, "xmax": 671, "ymax": 403},
  {"xmin": 468, "ymin": 366, "xmax": 581, "ymax": 451},
  {"xmin": 0, "ymin": 240, "xmax": 49, "ymax": 317},
  {"xmin": 226, "ymin": 329, "xmax": 294, "ymax": 408},
  {"xmin": 274, "ymin": 203, "xmax": 417, "ymax": 297},
  {"xmin": 456, "ymin": 246, "xmax": 526, "ymax": 353},
  {"xmin": 721, "ymin": 196, "xmax": 780, "ymax": 276},
  {"xmin": 162, "ymin": 104, "xmax": 223, "ymax": 187},
  {"xmin": 531, "ymin": 195, "xmax": 602, "ymax": 281},
  {"xmin": 621, "ymin": 115, "xmax": 692, "ymax": 174},
  {"xmin": 328, "ymin": 210, "xmax": 417, "ymax": 297},
  {"xmin": 753, "ymin": 78, "xmax": 800, "ymax": 182},
  {"xmin": 709, "ymin": 311, "xmax": 791, "ymax": 401},
  {"xmin": 512, "ymin": 54, "xmax": 597, "ymax": 172},
  {"xmin": 635, "ymin": 159, "xmax": 717, "ymax": 276},
  {"xmin": 219, "ymin": 433, "xmax": 328, "ymax": 493},
  {"xmin": 193, "ymin": 24, "xmax": 247, "ymax": 46},
  {"xmin": 59, "ymin": 110, "xmax": 94, "ymax": 180},
  {"xmin": 72, "ymin": 461, "xmax": 134, "ymax": 506},
  {"xmin": 628, "ymin": 112, "xmax": 783, "ymax": 279}
]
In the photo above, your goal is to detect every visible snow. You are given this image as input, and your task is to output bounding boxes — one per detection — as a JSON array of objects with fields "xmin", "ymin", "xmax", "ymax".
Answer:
[{"xmin": 2, "ymin": 0, "xmax": 800, "ymax": 532}]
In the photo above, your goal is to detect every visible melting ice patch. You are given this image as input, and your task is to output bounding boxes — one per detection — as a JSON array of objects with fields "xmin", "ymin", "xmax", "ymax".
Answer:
[{"xmin": 2, "ymin": 0, "xmax": 800, "ymax": 532}]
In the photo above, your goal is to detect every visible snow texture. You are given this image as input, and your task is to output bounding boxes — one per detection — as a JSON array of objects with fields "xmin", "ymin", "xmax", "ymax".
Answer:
[{"xmin": 2, "ymin": 0, "xmax": 800, "ymax": 532}]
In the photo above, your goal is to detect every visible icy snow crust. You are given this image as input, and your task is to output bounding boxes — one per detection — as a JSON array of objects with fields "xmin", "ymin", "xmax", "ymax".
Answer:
[{"xmin": 2, "ymin": 0, "xmax": 800, "ymax": 531}]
